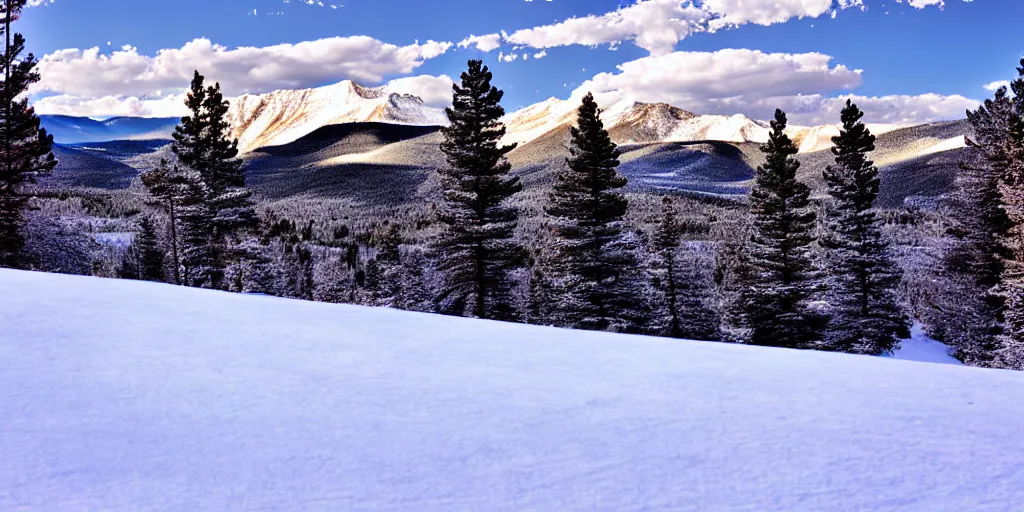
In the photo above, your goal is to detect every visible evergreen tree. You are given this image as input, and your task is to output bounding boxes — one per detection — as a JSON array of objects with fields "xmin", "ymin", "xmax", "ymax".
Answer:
[
  {"xmin": 651, "ymin": 196, "xmax": 685, "ymax": 337},
  {"xmin": 995, "ymin": 63, "xmax": 1024, "ymax": 369},
  {"xmin": 935, "ymin": 87, "xmax": 1014, "ymax": 365},
  {"xmin": 176, "ymin": 171, "xmax": 217, "ymax": 288},
  {"xmin": 135, "ymin": 215, "xmax": 166, "ymax": 282},
  {"xmin": 0, "ymin": 0, "xmax": 56, "ymax": 268},
  {"xmin": 650, "ymin": 197, "xmax": 721, "ymax": 340},
  {"xmin": 544, "ymin": 92, "xmax": 645, "ymax": 332},
  {"xmin": 745, "ymin": 109, "xmax": 821, "ymax": 348},
  {"xmin": 434, "ymin": 59, "xmax": 523, "ymax": 320},
  {"xmin": 715, "ymin": 224, "xmax": 755, "ymax": 343},
  {"xmin": 171, "ymin": 71, "xmax": 256, "ymax": 289},
  {"xmin": 820, "ymin": 100, "xmax": 910, "ymax": 354},
  {"xmin": 141, "ymin": 158, "xmax": 188, "ymax": 284}
]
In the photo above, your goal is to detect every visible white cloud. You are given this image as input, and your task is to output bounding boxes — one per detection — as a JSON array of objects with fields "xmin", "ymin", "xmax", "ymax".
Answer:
[
  {"xmin": 33, "ymin": 93, "xmax": 190, "ymax": 118},
  {"xmin": 504, "ymin": 0, "xmax": 709, "ymax": 56},
  {"xmin": 569, "ymin": 49, "xmax": 975, "ymax": 125},
  {"xmin": 33, "ymin": 74, "xmax": 457, "ymax": 118},
  {"xmin": 983, "ymin": 80, "xmax": 1011, "ymax": 92},
  {"xmin": 27, "ymin": 0, "xmax": 55, "ymax": 6},
  {"xmin": 895, "ymin": 0, "xmax": 945, "ymax": 8},
  {"xmin": 457, "ymin": 34, "xmax": 503, "ymax": 52},
  {"xmin": 703, "ymin": 0, "xmax": 834, "ymax": 28},
  {"xmin": 501, "ymin": 0, "xmax": 879, "ymax": 56},
  {"xmin": 385, "ymin": 75, "xmax": 455, "ymax": 107},
  {"xmin": 497, "ymin": 0, "xmax": 963, "ymax": 56},
  {"xmin": 575, "ymin": 49, "xmax": 862, "ymax": 108},
  {"xmin": 33, "ymin": 36, "xmax": 453, "ymax": 99},
  {"xmin": 738, "ymin": 93, "xmax": 979, "ymax": 125}
]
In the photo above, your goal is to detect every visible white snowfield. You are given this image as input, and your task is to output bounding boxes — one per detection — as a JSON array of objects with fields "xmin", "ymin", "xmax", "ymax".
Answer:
[{"xmin": 2, "ymin": 269, "xmax": 1023, "ymax": 512}]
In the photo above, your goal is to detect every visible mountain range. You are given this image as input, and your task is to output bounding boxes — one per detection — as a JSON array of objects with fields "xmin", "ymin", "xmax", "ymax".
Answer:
[{"xmin": 37, "ymin": 79, "xmax": 972, "ymax": 208}]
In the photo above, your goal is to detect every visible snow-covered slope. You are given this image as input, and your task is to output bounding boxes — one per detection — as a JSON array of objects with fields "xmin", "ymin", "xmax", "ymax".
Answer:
[
  {"xmin": 501, "ymin": 98, "xmax": 771, "ymax": 148},
  {"xmin": 228, "ymin": 80, "xmax": 447, "ymax": 152},
  {"xmin": 2, "ymin": 269, "xmax": 1023, "ymax": 511}
]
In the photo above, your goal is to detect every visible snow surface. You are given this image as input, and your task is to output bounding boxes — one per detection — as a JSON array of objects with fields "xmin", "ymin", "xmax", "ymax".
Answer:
[
  {"xmin": 2, "ymin": 269, "xmax": 1023, "ymax": 511},
  {"xmin": 887, "ymin": 323, "xmax": 963, "ymax": 366}
]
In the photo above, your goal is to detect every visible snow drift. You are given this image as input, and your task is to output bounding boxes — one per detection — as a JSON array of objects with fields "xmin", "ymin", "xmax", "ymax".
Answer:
[{"xmin": 2, "ymin": 269, "xmax": 1022, "ymax": 511}]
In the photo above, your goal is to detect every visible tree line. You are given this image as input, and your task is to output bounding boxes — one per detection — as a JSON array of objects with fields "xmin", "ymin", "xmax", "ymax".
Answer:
[{"xmin": 0, "ymin": 0, "xmax": 1020, "ymax": 369}]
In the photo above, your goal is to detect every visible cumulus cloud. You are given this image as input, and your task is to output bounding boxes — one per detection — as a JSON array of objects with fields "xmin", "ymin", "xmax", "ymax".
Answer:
[
  {"xmin": 504, "ymin": 0, "xmax": 709, "ymax": 56},
  {"xmin": 703, "ymin": 0, "xmax": 834, "ymax": 29},
  {"xmin": 983, "ymin": 80, "xmax": 1011, "ymax": 92},
  {"xmin": 385, "ymin": 74, "xmax": 455, "ymax": 107},
  {"xmin": 32, "ymin": 74, "xmax": 457, "ymax": 118},
  {"xmin": 457, "ymin": 34, "xmax": 503, "ymax": 52},
  {"xmin": 496, "ymin": 0, "xmax": 960, "ymax": 56},
  {"xmin": 33, "ymin": 36, "xmax": 452, "ymax": 99},
  {"xmin": 569, "ymin": 49, "xmax": 975, "ymax": 125},
  {"xmin": 574, "ymin": 49, "xmax": 862, "ymax": 108},
  {"xmin": 33, "ymin": 93, "xmax": 190, "ymax": 118},
  {"xmin": 737, "ymin": 93, "xmax": 979, "ymax": 125}
]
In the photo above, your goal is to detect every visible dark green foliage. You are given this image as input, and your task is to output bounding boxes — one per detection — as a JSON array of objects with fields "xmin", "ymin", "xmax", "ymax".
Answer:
[
  {"xmin": 821, "ymin": 100, "xmax": 910, "ymax": 355},
  {"xmin": 0, "ymin": 1, "xmax": 56, "ymax": 268},
  {"xmin": 933, "ymin": 86, "xmax": 1016, "ymax": 365},
  {"xmin": 1000, "ymin": 61, "xmax": 1024, "ymax": 369},
  {"xmin": 434, "ymin": 60, "xmax": 524, "ymax": 320},
  {"xmin": 119, "ymin": 216, "xmax": 166, "ymax": 282},
  {"xmin": 168, "ymin": 71, "xmax": 256, "ymax": 289},
  {"xmin": 136, "ymin": 216, "xmax": 165, "ymax": 282},
  {"xmin": 141, "ymin": 158, "xmax": 188, "ymax": 284},
  {"xmin": 744, "ymin": 109, "xmax": 821, "ymax": 348},
  {"xmin": 651, "ymin": 196, "xmax": 685, "ymax": 337},
  {"xmin": 543, "ymin": 92, "xmax": 645, "ymax": 332}
]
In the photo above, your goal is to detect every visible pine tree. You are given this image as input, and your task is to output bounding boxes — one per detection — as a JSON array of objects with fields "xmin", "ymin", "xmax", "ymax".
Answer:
[
  {"xmin": 651, "ymin": 196, "xmax": 685, "ymax": 337},
  {"xmin": 434, "ymin": 59, "xmax": 523, "ymax": 320},
  {"xmin": 544, "ymin": 92, "xmax": 645, "ymax": 332},
  {"xmin": 676, "ymin": 247, "xmax": 722, "ymax": 341},
  {"xmin": 135, "ymin": 215, "xmax": 166, "ymax": 282},
  {"xmin": 715, "ymin": 224, "xmax": 755, "ymax": 343},
  {"xmin": 650, "ymin": 197, "xmax": 721, "ymax": 339},
  {"xmin": 745, "ymin": 109, "xmax": 821, "ymax": 348},
  {"xmin": 141, "ymin": 158, "xmax": 188, "ymax": 284},
  {"xmin": 171, "ymin": 71, "xmax": 256, "ymax": 289},
  {"xmin": 820, "ymin": 100, "xmax": 910, "ymax": 355},
  {"xmin": 995, "ymin": 63, "xmax": 1024, "ymax": 369},
  {"xmin": 176, "ymin": 171, "xmax": 217, "ymax": 288},
  {"xmin": 0, "ymin": 1, "xmax": 56, "ymax": 268},
  {"xmin": 933, "ymin": 86, "xmax": 1015, "ymax": 365}
]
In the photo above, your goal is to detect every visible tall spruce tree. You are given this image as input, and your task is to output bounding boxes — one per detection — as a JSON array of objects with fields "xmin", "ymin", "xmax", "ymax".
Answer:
[
  {"xmin": 170, "ymin": 71, "xmax": 255, "ymax": 289},
  {"xmin": 745, "ymin": 109, "xmax": 821, "ymax": 348},
  {"xmin": 434, "ymin": 59, "xmax": 523, "ymax": 319},
  {"xmin": 544, "ymin": 92, "xmax": 645, "ymax": 332},
  {"xmin": 821, "ymin": 100, "xmax": 910, "ymax": 354},
  {"xmin": 936, "ymin": 87, "xmax": 1015, "ymax": 365},
  {"xmin": 0, "ymin": 0, "xmax": 56, "ymax": 268},
  {"xmin": 995, "ymin": 62, "xmax": 1024, "ymax": 369}
]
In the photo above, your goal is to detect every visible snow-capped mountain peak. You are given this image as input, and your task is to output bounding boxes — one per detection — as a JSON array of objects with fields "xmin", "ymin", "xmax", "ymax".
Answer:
[{"xmin": 228, "ymin": 80, "xmax": 447, "ymax": 152}]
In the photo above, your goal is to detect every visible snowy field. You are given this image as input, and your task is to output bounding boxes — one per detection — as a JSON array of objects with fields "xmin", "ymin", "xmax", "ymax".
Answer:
[{"xmin": 2, "ymin": 270, "xmax": 1023, "ymax": 511}]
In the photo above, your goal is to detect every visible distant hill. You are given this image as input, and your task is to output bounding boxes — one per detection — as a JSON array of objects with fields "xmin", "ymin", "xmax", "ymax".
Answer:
[{"xmin": 40, "ymin": 115, "xmax": 179, "ymax": 144}]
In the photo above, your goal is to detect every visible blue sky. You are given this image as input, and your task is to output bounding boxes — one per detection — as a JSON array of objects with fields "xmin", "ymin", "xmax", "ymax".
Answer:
[{"xmin": 19, "ymin": 0, "xmax": 1024, "ymax": 124}]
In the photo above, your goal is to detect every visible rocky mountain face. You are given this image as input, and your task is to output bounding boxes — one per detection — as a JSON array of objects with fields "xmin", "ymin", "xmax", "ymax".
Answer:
[{"xmin": 226, "ymin": 80, "xmax": 448, "ymax": 152}]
